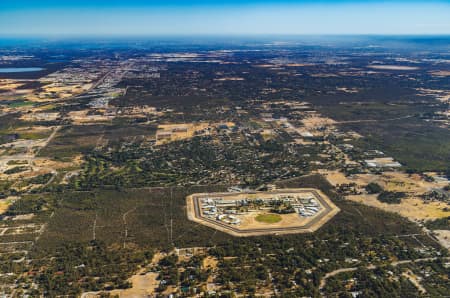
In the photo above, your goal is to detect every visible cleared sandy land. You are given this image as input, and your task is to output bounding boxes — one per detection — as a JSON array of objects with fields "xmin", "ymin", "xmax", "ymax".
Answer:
[
  {"xmin": 299, "ymin": 115, "xmax": 337, "ymax": 138},
  {"xmin": 20, "ymin": 112, "xmax": 60, "ymax": 122},
  {"xmin": 25, "ymin": 83, "xmax": 93, "ymax": 102},
  {"xmin": 0, "ymin": 79, "xmax": 25, "ymax": 91},
  {"xmin": 214, "ymin": 77, "xmax": 245, "ymax": 81},
  {"xmin": 156, "ymin": 122, "xmax": 234, "ymax": 145},
  {"xmin": 302, "ymin": 115, "xmax": 336, "ymax": 128},
  {"xmin": 68, "ymin": 110, "xmax": 113, "ymax": 124},
  {"xmin": 156, "ymin": 123, "xmax": 209, "ymax": 145},
  {"xmin": 253, "ymin": 64, "xmax": 277, "ymax": 68},
  {"xmin": 81, "ymin": 253, "xmax": 166, "ymax": 298},
  {"xmin": 260, "ymin": 129, "xmax": 277, "ymax": 141},
  {"xmin": 430, "ymin": 71, "xmax": 450, "ymax": 77},
  {"xmin": 433, "ymin": 230, "xmax": 450, "ymax": 250},
  {"xmin": 112, "ymin": 272, "xmax": 159, "ymax": 297},
  {"xmin": 0, "ymin": 196, "xmax": 20, "ymax": 215},
  {"xmin": 350, "ymin": 172, "xmax": 439, "ymax": 194},
  {"xmin": 321, "ymin": 170, "xmax": 352, "ymax": 186},
  {"xmin": 186, "ymin": 189, "xmax": 340, "ymax": 237},
  {"xmin": 82, "ymin": 272, "xmax": 159, "ymax": 298},
  {"xmin": 0, "ymin": 200, "xmax": 12, "ymax": 215},
  {"xmin": 0, "ymin": 203, "xmax": 9, "ymax": 215},
  {"xmin": 347, "ymin": 194, "xmax": 450, "ymax": 221},
  {"xmin": 382, "ymin": 174, "xmax": 429, "ymax": 193},
  {"xmin": 322, "ymin": 170, "xmax": 446, "ymax": 195},
  {"xmin": 368, "ymin": 65, "xmax": 419, "ymax": 70},
  {"xmin": 202, "ymin": 256, "xmax": 219, "ymax": 270},
  {"xmin": 337, "ymin": 87, "xmax": 360, "ymax": 94},
  {"xmin": 416, "ymin": 88, "xmax": 450, "ymax": 103},
  {"xmin": 284, "ymin": 63, "xmax": 314, "ymax": 67},
  {"xmin": 33, "ymin": 155, "xmax": 83, "ymax": 170}
]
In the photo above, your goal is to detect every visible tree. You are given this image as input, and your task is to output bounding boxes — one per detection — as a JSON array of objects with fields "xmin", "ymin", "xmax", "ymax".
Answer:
[{"xmin": 366, "ymin": 182, "xmax": 383, "ymax": 194}]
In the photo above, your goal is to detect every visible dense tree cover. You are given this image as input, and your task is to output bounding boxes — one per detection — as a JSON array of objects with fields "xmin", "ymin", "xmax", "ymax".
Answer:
[
  {"xmin": 407, "ymin": 260, "xmax": 450, "ymax": 296},
  {"xmin": 3, "ymin": 44, "xmax": 449, "ymax": 296},
  {"xmin": 366, "ymin": 182, "xmax": 383, "ymax": 194},
  {"xmin": 5, "ymin": 195, "xmax": 50, "ymax": 215},
  {"xmin": 345, "ymin": 119, "xmax": 450, "ymax": 172},
  {"xmin": 0, "ymin": 180, "xmax": 14, "ymax": 198},
  {"xmin": 4, "ymin": 166, "xmax": 29, "ymax": 175},
  {"xmin": 31, "ymin": 240, "xmax": 152, "ymax": 296},
  {"xmin": 21, "ymin": 176, "xmax": 446, "ymax": 296},
  {"xmin": 206, "ymin": 221, "xmax": 442, "ymax": 296},
  {"xmin": 156, "ymin": 254, "xmax": 210, "ymax": 293},
  {"xmin": 425, "ymin": 217, "xmax": 450, "ymax": 230},
  {"xmin": 377, "ymin": 191, "xmax": 406, "ymax": 204},
  {"xmin": 27, "ymin": 173, "xmax": 53, "ymax": 185},
  {"xmin": 420, "ymin": 190, "xmax": 450, "ymax": 202},
  {"xmin": 67, "ymin": 133, "xmax": 323, "ymax": 190},
  {"xmin": 323, "ymin": 259, "xmax": 450, "ymax": 298},
  {"xmin": 38, "ymin": 123, "xmax": 157, "ymax": 161},
  {"xmin": 323, "ymin": 267, "xmax": 421, "ymax": 297}
]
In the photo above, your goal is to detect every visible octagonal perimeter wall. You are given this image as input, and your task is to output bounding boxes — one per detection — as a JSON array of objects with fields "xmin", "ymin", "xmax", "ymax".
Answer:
[{"xmin": 186, "ymin": 188, "xmax": 340, "ymax": 237}]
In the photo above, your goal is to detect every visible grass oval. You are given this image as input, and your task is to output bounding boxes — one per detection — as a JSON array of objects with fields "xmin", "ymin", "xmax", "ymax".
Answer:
[{"xmin": 255, "ymin": 213, "xmax": 282, "ymax": 224}]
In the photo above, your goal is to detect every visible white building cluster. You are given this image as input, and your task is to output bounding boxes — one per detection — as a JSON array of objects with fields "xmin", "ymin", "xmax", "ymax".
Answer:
[{"xmin": 199, "ymin": 192, "xmax": 323, "ymax": 226}]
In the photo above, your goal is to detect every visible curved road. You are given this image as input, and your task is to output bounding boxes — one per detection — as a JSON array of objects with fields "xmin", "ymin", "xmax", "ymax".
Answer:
[{"xmin": 319, "ymin": 257, "xmax": 450, "ymax": 291}]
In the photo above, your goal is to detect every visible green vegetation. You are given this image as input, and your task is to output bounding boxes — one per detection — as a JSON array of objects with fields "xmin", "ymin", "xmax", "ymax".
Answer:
[
  {"xmin": 27, "ymin": 173, "xmax": 53, "ymax": 185},
  {"xmin": 320, "ymin": 102, "xmax": 430, "ymax": 122},
  {"xmin": 38, "ymin": 123, "xmax": 157, "ymax": 160},
  {"xmin": 377, "ymin": 191, "xmax": 406, "ymax": 204},
  {"xmin": 366, "ymin": 182, "xmax": 383, "ymax": 194},
  {"xmin": 37, "ymin": 125, "xmax": 103, "ymax": 160},
  {"xmin": 7, "ymin": 160, "xmax": 28, "ymax": 166},
  {"xmin": 18, "ymin": 131, "xmax": 50, "ymax": 140},
  {"xmin": 4, "ymin": 166, "xmax": 29, "ymax": 175},
  {"xmin": 347, "ymin": 120, "xmax": 450, "ymax": 172},
  {"xmin": 5, "ymin": 195, "xmax": 51, "ymax": 215},
  {"xmin": 8, "ymin": 100, "xmax": 35, "ymax": 108},
  {"xmin": 20, "ymin": 175, "xmax": 445, "ymax": 295},
  {"xmin": 65, "ymin": 133, "xmax": 317, "ymax": 189},
  {"xmin": 33, "ymin": 240, "xmax": 151, "ymax": 296},
  {"xmin": 0, "ymin": 180, "xmax": 14, "ymax": 198},
  {"xmin": 403, "ymin": 260, "xmax": 450, "ymax": 297},
  {"xmin": 324, "ymin": 266, "xmax": 422, "ymax": 297},
  {"xmin": 255, "ymin": 213, "xmax": 282, "ymax": 224},
  {"xmin": 2, "ymin": 43, "xmax": 450, "ymax": 296},
  {"xmin": 425, "ymin": 217, "xmax": 450, "ymax": 230}
]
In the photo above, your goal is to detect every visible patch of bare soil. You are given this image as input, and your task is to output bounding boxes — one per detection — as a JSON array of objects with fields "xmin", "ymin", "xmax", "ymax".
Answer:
[{"xmin": 347, "ymin": 195, "xmax": 450, "ymax": 221}]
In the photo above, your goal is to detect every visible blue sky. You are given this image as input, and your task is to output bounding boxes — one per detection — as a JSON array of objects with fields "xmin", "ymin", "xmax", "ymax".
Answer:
[{"xmin": 1, "ymin": 1, "xmax": 450, "ymax": 36}]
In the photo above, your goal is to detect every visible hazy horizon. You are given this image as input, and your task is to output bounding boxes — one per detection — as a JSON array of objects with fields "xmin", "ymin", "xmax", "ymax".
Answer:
[{"xmin": 1, "ymin": 0, "xmax": 450, "ymax": 36}]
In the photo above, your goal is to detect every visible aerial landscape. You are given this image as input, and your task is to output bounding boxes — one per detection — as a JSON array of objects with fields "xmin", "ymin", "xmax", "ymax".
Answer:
[{"xmin": 0, "ymin": 0, "xmax": 449, "ymax": 297}]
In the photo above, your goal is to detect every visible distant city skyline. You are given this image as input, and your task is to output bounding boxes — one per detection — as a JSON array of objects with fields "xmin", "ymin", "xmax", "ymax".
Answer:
[{"xmin": 1, "ymin": 0, "xmax": 450, "ymax": 36}]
